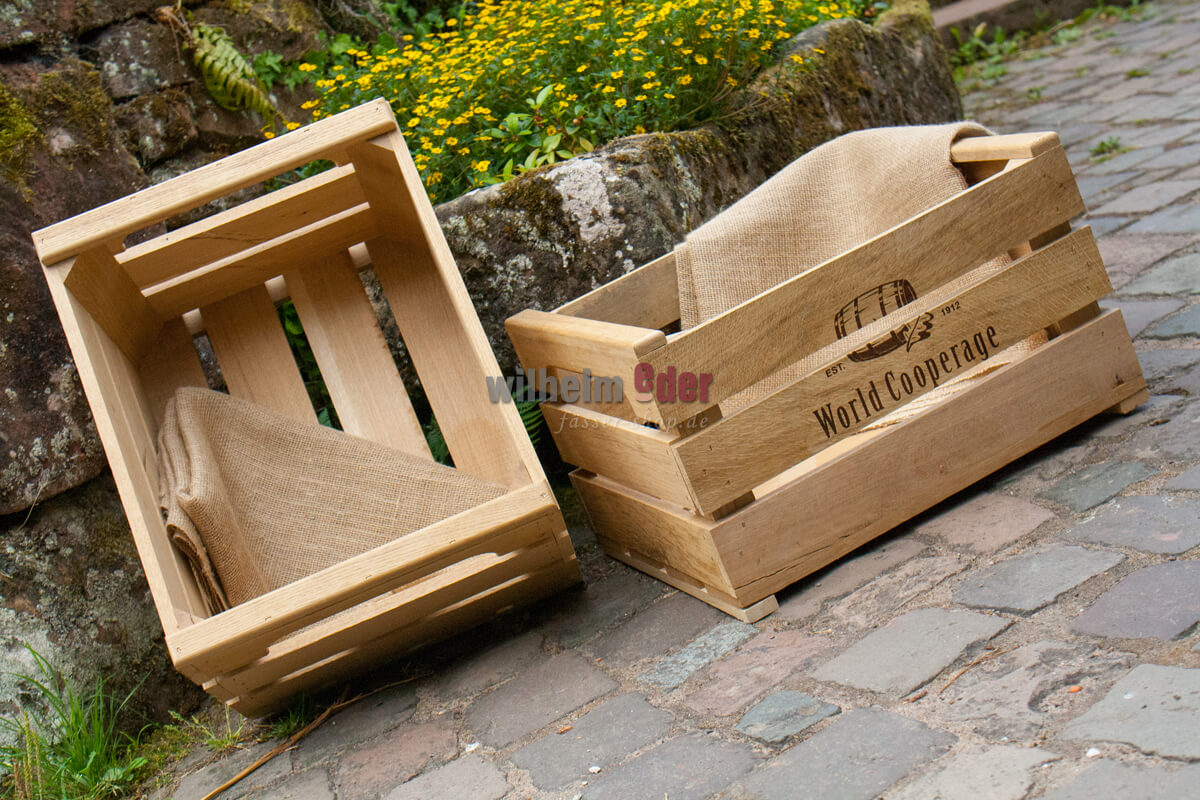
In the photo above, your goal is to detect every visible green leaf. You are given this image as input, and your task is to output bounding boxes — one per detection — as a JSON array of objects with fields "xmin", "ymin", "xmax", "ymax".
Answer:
[{"xmin": 535, "ymin": 83, "xmax": 553, "ymax": 106}]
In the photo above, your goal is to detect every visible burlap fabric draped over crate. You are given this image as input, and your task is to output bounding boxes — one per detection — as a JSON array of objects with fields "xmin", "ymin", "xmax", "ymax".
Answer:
[
  {"xmin": 674, "ymin": 122, "xmax": 1044, "ymax": 411},
  {"xmin": 159, "ymin": 387, "xmax": 507, "ymax": 613}
]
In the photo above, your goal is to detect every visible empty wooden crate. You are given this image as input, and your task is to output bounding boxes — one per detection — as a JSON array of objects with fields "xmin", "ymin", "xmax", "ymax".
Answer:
[
  {"xmin": 507, "ymin": 131, "xmax": 1146, "ymax": 623},
  {"xmin": 32, "ymin": 99, "xmax": 579, "ymax": 716}
]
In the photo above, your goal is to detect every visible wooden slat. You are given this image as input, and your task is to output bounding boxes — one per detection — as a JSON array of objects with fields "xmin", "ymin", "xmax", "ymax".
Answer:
[
  {"xmin": 542, "ymin": 403, "xmax": 692, "ymax": 507},
  {"xmin": 716, "ymin": 309, "xmax": 1145, "ymax": 599},
  {"xmin": 557, "ymin": 252, "xmax": 681, "ymax": 329},
  {"xmin": 119, "ymin": 165, "xmax": 366, "ymax": 288},
  {"xmin": 32, "ymin": 99, "xmax": 397, "ymax": 265},
  {"xmin": 145, "ymin": 204, "xmax": 378, "ymax": 318},
  {"xmin": 42, "ymin": 267, "xmax": 207, "ymax": 635},
  {"xmin": 286, "ymin": 251, "xmax": 430, "ymax": 457},
  {"xmin": 55, "ymin": 248, "xmax": 162, "ymax": 364},
  {"xmin": 201, "ymin": 285, "xmax": 315, "ymax": 423},
  {"xmin": 570, "ymin": 472, "xmax": 733, "ymax": 593},
  {"xmin": 347, "ymin": 130, "xmax": 543, "ymax": 489},
  {"xmin": 137, "ymin": 317, "xmax": 209, "ymax": 427},
  {"xmin": 579, "ymin": 311, "xmax": 1144, "ymax": 614},
  {"xmin": 643, "ymin": 147, "xmax": 1085, "ymax": 421},
  {"xmin": 674, "ymin": 227, "xmax": 1112, "ymax": 514},
  {"xmin": 220, "ymin": 536, "xmax": 564, "ymax": 697},
  {"xmin": 230, "ymin": 559, "xmax": 575, "ymax": 716},
  {"xmin": 167, "ymin": 487, "xmax": 557, "ymax": 678},
  {"xmin": 949, "ymin": 131, "xmax": 1060, "ymax": 162},
  {"xmin": 507, "ymin": 310, "xmax": 667, "ymax": 423}
]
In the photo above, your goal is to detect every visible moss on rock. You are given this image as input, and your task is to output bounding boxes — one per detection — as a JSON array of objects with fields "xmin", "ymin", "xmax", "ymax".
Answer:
[{"xmin": 0, "ymin": 81, "xmax": 40, "ymax": 192}]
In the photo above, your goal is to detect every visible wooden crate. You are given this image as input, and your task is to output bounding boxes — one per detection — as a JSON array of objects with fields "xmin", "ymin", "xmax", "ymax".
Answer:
[
  {"xmin": 31, "ymin": 99, "xmax": 579, "ymax": 716},
  {"xmin": 506, "ymin": 131, "xmax": 1146, "ymax": 623}
]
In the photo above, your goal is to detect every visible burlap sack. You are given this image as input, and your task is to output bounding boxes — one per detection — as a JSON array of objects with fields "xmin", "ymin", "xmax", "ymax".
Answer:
[
  {"xmin": 674, "ymin": 122, "xmax": 1014, "ymax": 410},
  {"xmin": 158, "ymin": 387, "xmax": 507, "ymax": 613}
]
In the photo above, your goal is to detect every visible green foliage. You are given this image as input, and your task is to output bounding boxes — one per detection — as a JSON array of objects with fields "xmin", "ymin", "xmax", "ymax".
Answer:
[
  {"xmin": 1126, "ymin": 67, "xmax": 1149, "ymax": 78},
  {"xmin": 1025, "ymin": 85, "xmax": 1045, "ymax": 100},
  {"xmin": 423, "ymin": 398, "xmax": 544, "ymax": 466},
  {"xmin": 1089, "ymin": 135, "xmax": 1130, "ymax": 162},
  {"xmin": 951, "ymin": 0, "xmax": 1145, "ymax": 88},
  {"xmin": 166, "ymin": 707, "xmax": 246, "ymax": 754},
  {"xmin": 949, "ymin": 23, "xmax": 1023, "ymax": 69},
  {"xmin": 278, "ymin": 300, "xmax": 340, "ymax": 429},
  {"xmin": 263, "ymin": 694, "xmax": 315, "ymax": 741},
  {"xmin": 276, "ymin": 0, "xmax": 881, "ymax": 201},
  {"xmin": 0, "ymin": 647, "xmax": 147, "ymax": 800},
  {"xmin": 191, "ymin": 23, "xmax": 278, "ymax": 118}
]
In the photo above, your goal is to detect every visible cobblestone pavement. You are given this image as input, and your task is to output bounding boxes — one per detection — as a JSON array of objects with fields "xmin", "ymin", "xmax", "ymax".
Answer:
[{"xmin": 154, "ymin": 2, "xmax": 1200, "ymax": 798}]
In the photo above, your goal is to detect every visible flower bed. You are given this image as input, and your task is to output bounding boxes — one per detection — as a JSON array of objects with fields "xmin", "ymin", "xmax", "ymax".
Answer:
[{"xmin": 296, "ymin": 0, "xmax": 882, "ymax": 200}]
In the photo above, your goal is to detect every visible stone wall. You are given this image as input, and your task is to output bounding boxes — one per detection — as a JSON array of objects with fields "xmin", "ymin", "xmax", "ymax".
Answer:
[{"xmin": 0, "ymin": 0, "xmax": 960, "ymax": 723}]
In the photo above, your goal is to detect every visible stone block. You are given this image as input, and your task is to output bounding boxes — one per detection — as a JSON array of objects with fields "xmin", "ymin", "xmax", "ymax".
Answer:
[
  {"xmin": 684, "ymin": 631, "xmax": 829, "ymax": 717},
  {"xmin": 730, "ymin": 709, "xmax": 955, "ymax": 800},
  {"xmin": 952, "ymin": 545, "xmax": 1123, "ymax": 613},
  {"xmin": 589, "ymin": 591, "xmax": 725, "ymax": 668},
  {"xmin": 512, "ymin": 693, "xmax": 673, "ymax": 790},
  {"xmin": 1063, "ymin": 495, "xmax": 1200, "ymax": 554},
  {"xmin": 1073, "ymin": 561, "xmax": 1200, "ymax": 639},
  {"xmin": 383, "ymin": 755, "xmax": 509, "ymax": 800},
  {"xmin": 775, "ymin": 538, "xmax": 924, "ymax": 620},
  {"xmin": 735, "ymin": 692, "xmax": 839, "ymax": 743},
  {"xmin": 1063, "ymin": 664, "xmax": 1200, "ymax": 759},
  {"xmin": 333, "ymin": 720, "xmax": 458, "ymax": 800},
  {"xmin": 637, "ymin": 621, "xmax": 757, "ymax": 690},
  {"xmin": 812, "ymin": 608, "xmax": 1008, "ymax": 695},
  {"xmin": 916, "ymin": 493, "xmax": 1055, "ymax": 554},
  {"xmin": 581, "ymin": 734, "xmax": 755, "ymax": 800},
  {"xmin": 467, "ymin": 652, "xmax": 618, "ymax": 747},
  {"xmin": 1038, "ymin": 462, "xmax": 1157, "ymax": 512},
  {"xmin": 890, "ymin": 746, "xmax": 1057, "ymax": 800}
]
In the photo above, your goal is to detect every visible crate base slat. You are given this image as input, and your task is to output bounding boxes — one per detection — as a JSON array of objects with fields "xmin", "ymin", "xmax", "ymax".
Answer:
[{"xmin": 574, "ymin": 310, "xmax": 1146, "ymax": 619}]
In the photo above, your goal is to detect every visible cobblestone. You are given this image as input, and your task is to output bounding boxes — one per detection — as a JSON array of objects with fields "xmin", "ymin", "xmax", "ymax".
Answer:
[
  {"xmin": 1063, "ymin": 495, "xmax": 1200, "ymax": 553},
  {"xmin": 1072, "ymin": 561, "xmax": 1200, "ymax": 639},
  {"xmin": 467, "ymin": 652, "xmax": 618, "ymax": 747},
  {"xmin": 728, "ymin": 709, "xmax": 955, "ymax": 800},
  {"xmin": 812, "ymin": 608, "xmax": 1008, "ymax": 695},
  {"xmin": 582, "ymin": 734, "xmax": 755, "ymax": 800},
  {"xmin": 734, "ymin": 691, "xmax": 839, "ymax": 743},
  {"xmin": 1063, "ymin": 664, "xmax": 1200, "ymax": 758},
  {"xmin": 952, "ymin": 545, "xmax": 1123, "ymax": 613},
  {"xmin": 511, "ymin": 693, "xmax": 673, "ymax": 790}
]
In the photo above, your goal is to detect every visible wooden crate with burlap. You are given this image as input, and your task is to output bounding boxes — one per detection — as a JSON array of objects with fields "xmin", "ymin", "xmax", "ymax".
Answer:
[
  {"xmin": 506, "ymin": 126, "xmax": 1147, "ymax": 622},
  {"xmin": 32, "ymin": 99, "xmax": 580, "ymax": 716}
]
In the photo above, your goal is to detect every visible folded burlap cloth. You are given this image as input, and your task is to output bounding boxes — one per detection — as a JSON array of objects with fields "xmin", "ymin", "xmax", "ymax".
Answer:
[
  {"xmin": 674, "ymin": 122, "xmax": 1045, "ymax": 413},
  {"xmin": 158, "ymin": 386, "xmax": 506, "ymax": 613}
]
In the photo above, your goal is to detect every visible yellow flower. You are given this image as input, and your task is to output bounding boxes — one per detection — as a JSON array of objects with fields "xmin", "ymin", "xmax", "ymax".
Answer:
[
  {"xmin": 263, "ymin": 131, "xmax": 276, "ymax": 139},
  {"xmin": 446, "ymin": 17, "xmax": 457, "ymax": 25},
  {"xmin": 680, "ymin": 74, "xmax": 693, "ymax": 85},
  {"xmin": 576, "ymin": 64, "xmax": 589, "ymax": 72},
  {"xmin": 285, "ymin": 121, "xmax": 301, "ymax": 130},
  {"xmin": 502, "ymin": 57, "xmax": 515, "ymax": 66},
  {"xmin": 695, "ymin": 55, "xmax": 708, "ymax": 64},
  {"xmin": 635, "ymin": 94, "xmax": 647, "ymax": 101},
  {"xmin": 601, "ymin": 85, "xmax": 616, "ymax": 93},
  {"xmin": 298, "ymin": 63, "xmax": 317, "ymax": 72},
  {"xmin": 610, "ymin": 70, "xmax": 625, "ymax": 79},
  {"xmin": 616, "ymin": 98, "xmax": 627, "ymax": 107},
  {"xmin": 475, "ymin": 160, "xmax": 491, "ymax": 171}
]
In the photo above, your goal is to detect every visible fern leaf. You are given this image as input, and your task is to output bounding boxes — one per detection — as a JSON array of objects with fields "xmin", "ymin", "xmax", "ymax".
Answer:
[{"xmin": 191, "ymin": 23, "xmax": 277, "ymax": 119}]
